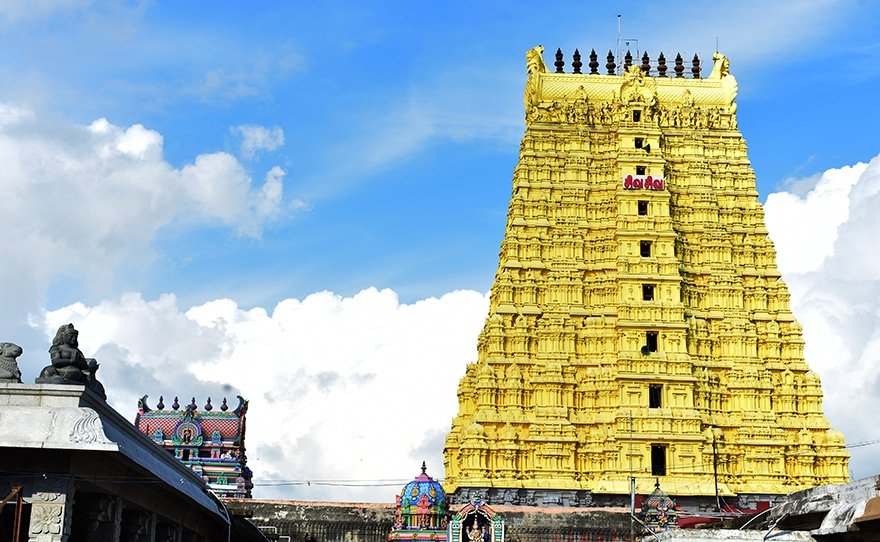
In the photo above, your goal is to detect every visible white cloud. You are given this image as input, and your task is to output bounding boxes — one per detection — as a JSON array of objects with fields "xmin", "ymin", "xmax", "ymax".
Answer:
[
  {"xmin": 0, "ymin": 103, "xmax": 291, "ymax": 363},
  {"xmin": 233, "ymin": 125, "xmax": 285, "ymax": 160},
  {"xmin": 764, "ymin": 161, "xmax": 866, "ymax": 274},
  {"xmin": 0, "ymin": 104, "xmax": 286, "ymax": 290},
  {"xmin": 40, "ymin": 287, "xmax": 489, "ymax": 502},
  {"xmin": 765, "ymin": 151, "xmax": 880, "ymax": 480}
]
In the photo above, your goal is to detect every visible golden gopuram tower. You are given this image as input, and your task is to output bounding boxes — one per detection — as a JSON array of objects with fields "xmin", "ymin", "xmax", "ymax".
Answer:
[{"xmin": 443, "ymin": 47, "xmax": 849, "ymax": 509}]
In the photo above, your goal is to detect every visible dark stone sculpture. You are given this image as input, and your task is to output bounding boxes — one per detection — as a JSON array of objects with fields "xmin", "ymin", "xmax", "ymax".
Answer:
[
  {"xmin": 36, "ymin": 323, "xmax": 107, "ymax": 400},
  {"xmin": 0, "ymin": 342, "xmax": 23, "ymax": 383}
]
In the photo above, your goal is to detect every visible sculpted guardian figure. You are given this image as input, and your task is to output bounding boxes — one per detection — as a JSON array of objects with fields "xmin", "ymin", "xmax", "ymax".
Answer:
[
  {"xmin": 0, "ymin": 342, "xmax": 23, "ymax": 383},
  {"xmin": 37, "ymin": 323, "xmax": 107, "ymax": 400}
]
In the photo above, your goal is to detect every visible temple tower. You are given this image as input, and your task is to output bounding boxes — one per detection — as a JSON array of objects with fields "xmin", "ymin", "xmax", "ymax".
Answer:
[
  {"xmin": 135, "ymin": 394, "xmax": 253, "ymax": 498},
  {"xmin": 443, "ymin": 47, "xmax": 849, "ymax": 508}
]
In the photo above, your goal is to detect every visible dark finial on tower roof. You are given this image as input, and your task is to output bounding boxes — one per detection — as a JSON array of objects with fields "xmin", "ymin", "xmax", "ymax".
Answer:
[
  {"xmin": 221, "ymin": 397, "xmax": 229, "ymax": 411},
  {"xmin": 572, "ymin": 49, "xmax": 582, "ymax": 74},
  {"xmin": 589, "ymin": 49, "xmax": 599, "ymax": 74},
  {"xmin": 674, "ymin": 53, "xmax": 685, "ymax": 78},
  {"xmin": 641, "ymin": 52, "xmax": 651, "ymax": 75},
  {"xmin": 624, "ymin": 50, "xmax": 633, "ymax": 69},
  {"xmin": 157, "ymin": 395, "xmax": 165, "ymax": 409},
  {"xmin": 421, "ymin": 461, "xmax": 427, "ymax": 475},
  {"xmin": 657, "ymin": 52, "xmax": 668, "ymax": 77},
  {"xmin": 172, "ymin": 396, "xmax": 180, "ymax": 410},
  {"xmin": 205, "ymin": 397, "xmax": 213, "ymax": 411},
  {"xmin": 692, "ymin": 54, "xmax": 701, "ymax": 79},
  {"xmin": 606, "ymin": 50, "xmax": 616, "ymax": 75},
  {"xmin": 189, "ymin": 397, "xmax": 197, "ymax": 410},
  {"xmin": 555, "ymin": 48, "xmax": 565, "ymax": 73}
]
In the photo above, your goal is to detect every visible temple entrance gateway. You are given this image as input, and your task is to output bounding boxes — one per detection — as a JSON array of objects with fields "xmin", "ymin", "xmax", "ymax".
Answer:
[
  {"xmin": 449, "ymin": 495, "xmax": 503, "ymax": 542},
  {"xmin": 442, "ymin": 46, "xmax": 849, "ymax": 509}
]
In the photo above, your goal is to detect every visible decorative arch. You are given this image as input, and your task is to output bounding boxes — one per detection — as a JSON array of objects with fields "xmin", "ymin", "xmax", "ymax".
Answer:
[{"xmin": 448, "ymin": 495, "xmax": 503, "ymax": 542}]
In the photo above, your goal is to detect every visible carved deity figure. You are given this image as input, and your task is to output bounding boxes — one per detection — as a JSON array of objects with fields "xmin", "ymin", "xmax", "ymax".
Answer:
[
  {"xmin": 0, "ymin": 342, "xmax": 23, "ymax": 382},
  {"xmin": 37, "ymin": 323, "xmax": 107, "ymax": 399}
]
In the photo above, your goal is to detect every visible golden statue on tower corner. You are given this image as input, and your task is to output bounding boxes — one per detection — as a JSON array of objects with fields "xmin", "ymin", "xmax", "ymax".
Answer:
[{"xmin": 443, "ymin": 46, "xmax": 848, "ymax": 510}]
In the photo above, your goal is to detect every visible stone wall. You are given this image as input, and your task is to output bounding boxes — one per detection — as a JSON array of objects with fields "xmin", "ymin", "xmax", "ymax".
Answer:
[{"xmin": 225, "ymin": 501, "xmax": 631, "ymax": 542}]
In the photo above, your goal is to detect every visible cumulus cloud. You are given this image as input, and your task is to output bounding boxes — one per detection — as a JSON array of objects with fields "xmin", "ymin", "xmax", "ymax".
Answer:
[
  {"xmin": 0, "ymin": 102, "xmax": 286, "ymax": 284},
  {"xmin": 233, "ymin": 124, "xmax": 285, "ymax": 160},
  {"xmin": 765, "ymin": 151, "xmax": 880, "ymax": 480},
  {"xmin": 0, "ymin": 103, "xmax": 290, "ymax": 365},
  {"xmin": 39, "ymin": 287, "xmax": 489, "ymax": 502},
  {"xmin": 764, "ymin": 162, "xmax": 866, "ymax": 274}
]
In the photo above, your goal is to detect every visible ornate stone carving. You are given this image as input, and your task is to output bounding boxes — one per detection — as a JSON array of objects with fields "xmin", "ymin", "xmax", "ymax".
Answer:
[
  {"xmin": 34, "ymin": 476, "xmax": 66, "ymax": 502},
  {"xmin": 36, "ymin": 324, "xmax": 106, "ymax": 400},
  {"xmin": 708, "ymin": 52, "xmax": 738, "ymax": 114},
  {"xmin": 69, "ymin": 408, "xmax": 113, "ymax": 444},
  {"xmin": 30, "ymin": 503, "xmax": 63, "ymax": 536},
  {"xmin": 526, "ymin": 45, "xmax": 548, "ymax": 75},
  {"xmin": 524, "ymin": 46, "xmax": 547, "ymax": 117},
  {"xmin": 0, "ymin": 342, "xmax": 22, "ymax": 382}
]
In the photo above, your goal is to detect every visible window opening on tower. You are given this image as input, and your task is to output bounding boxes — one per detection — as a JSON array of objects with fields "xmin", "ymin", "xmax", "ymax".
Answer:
[
  {"xmin": 633, "ymin": 110, "xmax": 641, "ymax": 122},
  {"xmin": 635, "ymin": 137, "xmax": 644, "ymax": 149},
  {"xmin": 643, "ymin": 284, "xmax": 654, "ymax": 301},
  {"xmin": 649, "ymin": 384, "xmax": 662, "ymax": 408},
  {"xmin": 638, "ymin": 200, "xmax": 648, "ymax": 215},
  {"xmin": 651, "ymin": 445, "xmax": 667, "ymax": 476},
  {"xmin": 636, "ymin": 165, "xmax": 646, "ymax": 175},
  {"xmin": 646, "ymin": 331, "xmax": 658, "ymax": 352},
  {"xmin": 640, "ymin": 241, "xmax": 652, "ymax": 257}
]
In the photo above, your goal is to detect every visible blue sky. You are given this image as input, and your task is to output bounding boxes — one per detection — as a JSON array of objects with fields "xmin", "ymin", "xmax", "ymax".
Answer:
[{"xmin": 2, "ymin": 1, "xmax": 880, "ymax": 502}]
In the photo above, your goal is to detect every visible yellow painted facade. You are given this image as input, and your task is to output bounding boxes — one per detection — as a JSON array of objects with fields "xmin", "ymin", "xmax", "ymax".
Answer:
[{"xmin": 443, "ymin": 48, "xmax": 849, "ymax": 499}]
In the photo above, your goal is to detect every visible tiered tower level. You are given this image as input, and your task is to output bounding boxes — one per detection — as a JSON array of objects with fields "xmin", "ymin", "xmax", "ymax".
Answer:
[{"xmin": 443, "ymin": 47, "xmax": 849, "ymax": 507}]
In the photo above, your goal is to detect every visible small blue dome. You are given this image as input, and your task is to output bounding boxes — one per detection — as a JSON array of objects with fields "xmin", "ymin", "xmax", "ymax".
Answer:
[
  {"xmin": 400, "ymin": 462, "xmax": 446, "ymax": 508},
  {"xmin": 392, "ymin": 462, "xmax": 448, "ymax": 533}
]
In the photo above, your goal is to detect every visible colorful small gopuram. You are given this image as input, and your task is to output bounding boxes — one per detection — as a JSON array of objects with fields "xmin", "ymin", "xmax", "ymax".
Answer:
[
  {"xmin": 389, "ymin": 463, "xmax": 449, "ymax": 542},
  {"xmin": 640, "ymin": 481, "xmax": 678, "ymax": 533},
  {"xmin": 443, "ymin": 46, "xmax": 849, "ymax": 508},
  {"xmin": 135, "ymin": 395, "xmax": 253, "ymax": 498}
]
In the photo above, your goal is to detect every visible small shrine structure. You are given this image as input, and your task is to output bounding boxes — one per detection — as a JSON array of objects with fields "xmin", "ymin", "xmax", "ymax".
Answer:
[
  {"xmin": 135, "ymin": 394, "xmax": 253, "ymax": 498},
  {"xmin": 640, "ymin": 481, "xmax": 679, "ymax": 534},
  {"xmin": 389, "ymin": 463, "xmax": 449, "ymax": 541},
  {"xmin": 448, "ymin": 494, "xmax": 503, "ymax": 542}
]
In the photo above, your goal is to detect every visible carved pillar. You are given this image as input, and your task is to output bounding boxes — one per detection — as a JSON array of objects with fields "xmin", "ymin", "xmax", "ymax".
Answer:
[{"xmin": 27, "ymin": 476, "xmax": 75, "ymax": 542}]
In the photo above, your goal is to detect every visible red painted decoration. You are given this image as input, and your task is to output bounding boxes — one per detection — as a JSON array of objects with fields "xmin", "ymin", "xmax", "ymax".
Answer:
[{"xmin": 623, "ymin": 174, "xmax": 665, "ymax": 190}]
